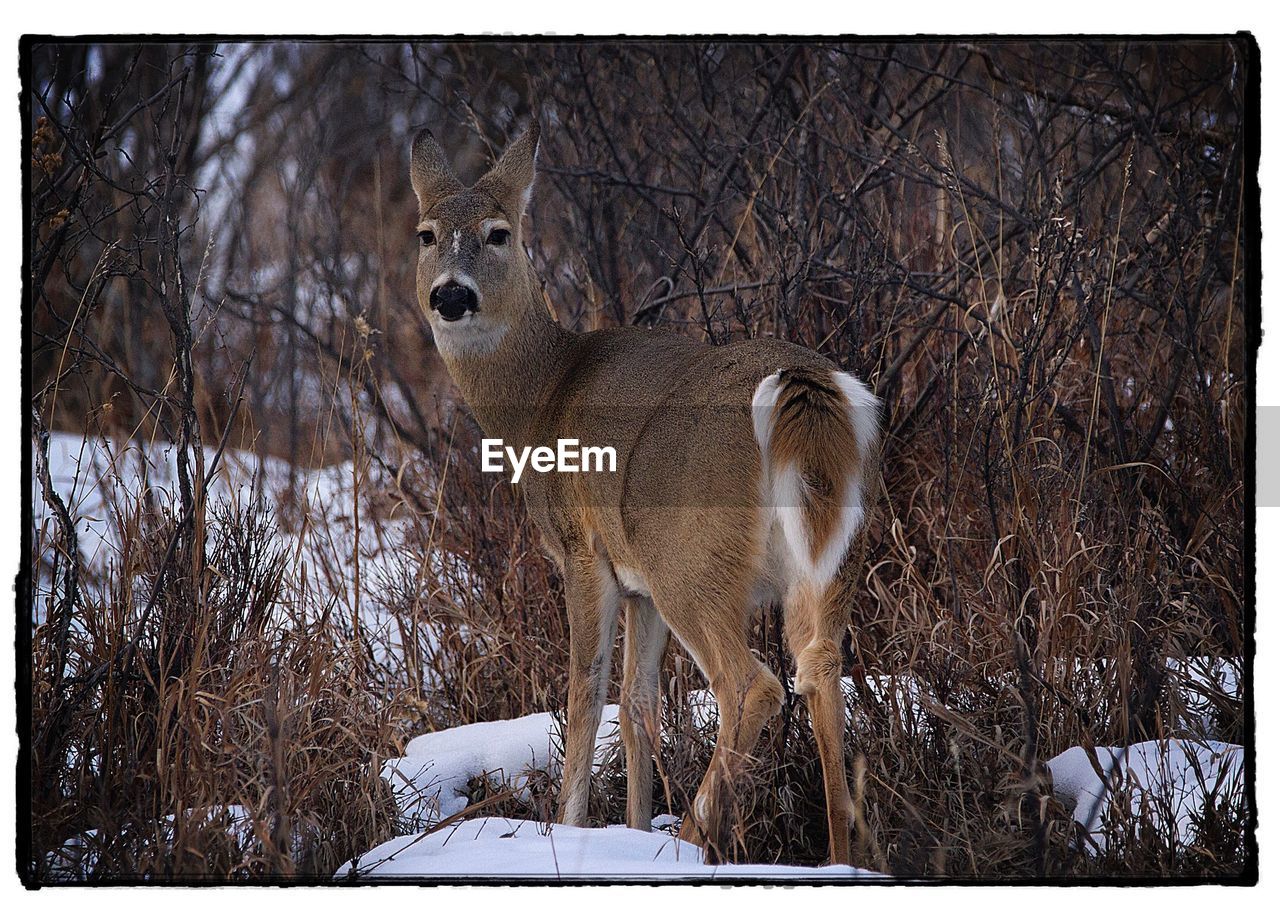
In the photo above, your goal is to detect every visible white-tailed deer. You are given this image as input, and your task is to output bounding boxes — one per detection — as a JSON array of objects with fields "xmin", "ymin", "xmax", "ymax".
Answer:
[{"xmin": 408, "ymin": 120, "xmax": 881, "ymax": 866}]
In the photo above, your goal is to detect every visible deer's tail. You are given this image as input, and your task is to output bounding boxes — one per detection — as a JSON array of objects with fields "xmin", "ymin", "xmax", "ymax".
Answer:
[{"xmin": 751, "ymin": 366, "xmax": 881, "ymax": 590}]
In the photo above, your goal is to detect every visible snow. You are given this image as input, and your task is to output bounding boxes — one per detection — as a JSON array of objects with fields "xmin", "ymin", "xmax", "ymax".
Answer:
[
  {"xmin": 336, "ymin": 816, "xmax": 880, "ymax": 881},
  {"xmin": 374, "ymin": 701, "xmax": 889, "ymax": 879},
  {"xmin": 385, "ymin": 706, "xmax": 620, "ymax": 828},
  {"xmin": 1046, "ymin": 739, "xmax": 1245, "ymax": 853}
]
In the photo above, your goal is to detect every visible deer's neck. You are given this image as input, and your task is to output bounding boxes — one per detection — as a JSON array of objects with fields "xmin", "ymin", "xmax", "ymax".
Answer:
[{"xmin": 440, "ymin": 289, "xmax": 573, "ymax": 447}]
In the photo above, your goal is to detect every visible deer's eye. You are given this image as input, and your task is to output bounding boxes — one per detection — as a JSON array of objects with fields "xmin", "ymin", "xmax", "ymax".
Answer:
[
  {"xmin": 418, "ymin": 229, "xmax": 436, "ymax": 247},
  {"xmin": 486, "ymin": 227, "xmax": 510, "ymax": 246}
]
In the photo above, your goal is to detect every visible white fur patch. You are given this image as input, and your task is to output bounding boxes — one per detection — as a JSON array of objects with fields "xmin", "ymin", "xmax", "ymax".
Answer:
[
  {"xmin": 430, "ymin": 271, "xmax": 480, "ymax": 297},
  {"xmin": 432, "ymin": 319, "xmax": 507, "ymax": 359},
  {"xmin": 752, "ymin": 372, "xmax": 808, "ymax": 576},
  {"xmin": 753, "ymin": 372, "xmax": 806, "ymax": 574},
  {"xmin": 693, "ymin": 791, "xmax": 712, "ymax": 825},
  {"xmin": 832, "ymin": 370, "xmax": 881, "ymax": 464},
  {"xmin": 613, "ymin": 565, "xmax": 652, "ymax": 598},
  {"xmin": 750, "ymin": 372, "xmax": 783, "ymax": 458}
]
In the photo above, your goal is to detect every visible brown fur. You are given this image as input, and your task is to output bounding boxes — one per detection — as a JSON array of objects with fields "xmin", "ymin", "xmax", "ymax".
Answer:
[{"xmin": 408, "ymin": 122, "xmax": 880, "ymax": 865}]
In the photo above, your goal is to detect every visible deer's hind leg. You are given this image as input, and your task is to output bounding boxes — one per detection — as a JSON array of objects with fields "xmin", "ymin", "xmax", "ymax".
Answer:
[
  {"xmin": 784, "ymin": 575, "xmax": 855, "ymax": 866},
  {"xmin": 556, "ymin": 548, "xmax": 622, "ymax": 828},
  {"xmin": 656, "ymin": 590, "xmax": 784, "ymax": 861},
  {"xmin": 620, "ymin": 595, "xmax": 669, "ymax": 830}
]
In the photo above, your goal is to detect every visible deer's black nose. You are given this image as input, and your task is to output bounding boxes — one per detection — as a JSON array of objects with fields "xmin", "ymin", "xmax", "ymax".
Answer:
[{"xmin": 429, "ymin": 283, "xmax": 478, "ymax": 321}]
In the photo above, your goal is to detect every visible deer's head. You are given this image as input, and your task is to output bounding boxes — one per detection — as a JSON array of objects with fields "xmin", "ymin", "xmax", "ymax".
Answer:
[{"xmin": 409, "ymin": 123, "xmax": 540, "ymax": 355}]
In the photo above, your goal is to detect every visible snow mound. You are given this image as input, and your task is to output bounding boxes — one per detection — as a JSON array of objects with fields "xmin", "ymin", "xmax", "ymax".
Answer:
[
  {"xmin": 336, "ymin": 816, "xmax": 880, "ymax": 880},
  {"xmin": 1047, "ymin": 739, "xmax": 1244, "ymax": 853},
  {"xmin": 384, "ymin": 707, "xmax": 621, "ymax": 828}
]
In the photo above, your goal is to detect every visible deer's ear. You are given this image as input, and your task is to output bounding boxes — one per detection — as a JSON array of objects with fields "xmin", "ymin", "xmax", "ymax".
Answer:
[
  {"xmin": 475, "ymin": 120, "xmax": 540, "ymax": 217},
  {"xmin": 410, "ymin": 128, "xmax": 463, "ymax": 212}
]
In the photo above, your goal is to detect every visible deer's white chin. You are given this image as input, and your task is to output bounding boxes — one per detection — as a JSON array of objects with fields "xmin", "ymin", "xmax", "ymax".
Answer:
[{"xmin": 432, "ymin": 312, "xmax": 507, "ymax": 358}]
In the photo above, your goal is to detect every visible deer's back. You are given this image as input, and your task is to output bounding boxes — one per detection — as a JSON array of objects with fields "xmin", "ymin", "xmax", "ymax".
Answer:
[{"xmin": 525, "ymin": 326, "xmax": 839, "ymax": 568}]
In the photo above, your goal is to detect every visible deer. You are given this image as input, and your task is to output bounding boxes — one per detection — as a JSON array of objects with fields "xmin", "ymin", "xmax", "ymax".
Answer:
[{"xmin": 408, "ymin": 119, "xmax": 882, "ymax": 867}]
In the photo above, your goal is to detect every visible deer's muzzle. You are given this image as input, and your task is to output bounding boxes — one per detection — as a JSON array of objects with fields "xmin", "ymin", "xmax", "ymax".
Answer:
[{"xmin": 430, "ymin": 282, "xmax": 478, "ymax": 321}]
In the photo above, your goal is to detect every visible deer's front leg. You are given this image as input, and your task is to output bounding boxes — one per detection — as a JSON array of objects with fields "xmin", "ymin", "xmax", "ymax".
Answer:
[{"xmin": 556, "ymin": 550, "xmax": 621, "ymax": 827}]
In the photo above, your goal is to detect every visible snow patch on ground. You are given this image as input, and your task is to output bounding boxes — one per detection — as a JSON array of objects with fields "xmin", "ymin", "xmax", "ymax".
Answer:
[
  {"xmin": 384, "ymin": 707, "xmax": 621, "ymax": 828},
  {"xmin": 336, "ymin": 816, "xmax": 880, "ymax": 880},
  {"xmin": 1047, "ymin": 739, "xmax": 1244, "ymax": 853}
]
